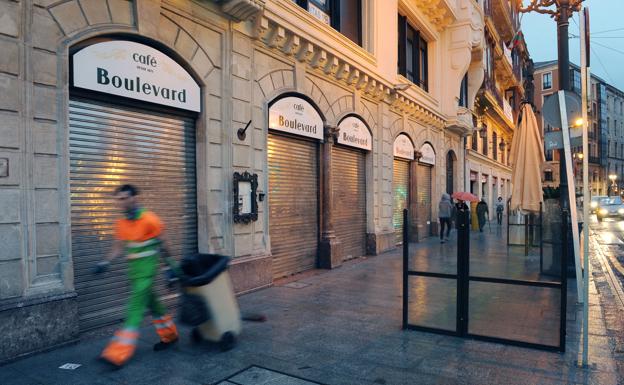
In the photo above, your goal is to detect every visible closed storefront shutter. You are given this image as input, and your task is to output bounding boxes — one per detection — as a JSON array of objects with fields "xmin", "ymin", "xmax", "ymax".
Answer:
[
  {"xmin": 332, "ymin": 146, "xmax": 367, "ymax": 260},
  {"xmin": 69, "ymin": 98, "xmax": 197, "ymax": 331},
  {"xmin": 268, "ymin": 133, "xmax": 319, "ymax": 278},
  {"xmin": 416, "ymin": 164, "xmax": 432, "ymax": 240},
  {"xmin": 393, "ymin": 159, "xmax": 410, "ymax": 245}
]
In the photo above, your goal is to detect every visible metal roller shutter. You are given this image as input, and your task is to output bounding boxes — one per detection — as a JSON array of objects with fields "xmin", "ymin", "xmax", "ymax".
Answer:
[
  {"xmin": 393, "ymin": 159, "xmax": 410, "ymax": 245},
  {"xmin": 69, "ymin": 98, "xmax": 197, "ymax": 331},
  {"xmin": 416, "ymin": 164, "xmax": 432, "ymax": 240},
  {"xmin": 332, "ymin": 146, "xmax": 367, "ymax": 260},
  {"xmin": 268, "ymin": 133, "xmax": 319, "ymax": 278}
]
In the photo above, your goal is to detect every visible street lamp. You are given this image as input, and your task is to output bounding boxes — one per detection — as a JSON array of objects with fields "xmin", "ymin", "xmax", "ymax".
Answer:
[{"xmin": 518, "ymin": 0, "xmax": 585, "ymax": 211}]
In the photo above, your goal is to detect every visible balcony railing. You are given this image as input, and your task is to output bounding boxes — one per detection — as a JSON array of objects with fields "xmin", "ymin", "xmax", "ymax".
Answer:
[
  {"xmin": 503, "ymin": 44, "xmax": 512, "ymax": 67},
  {"xmin": 503, "ymin": 98, "xmax": 514, "ymax": 123},
  {"xmin": 484, "ymin": 76, "xmax": 504, "ymax": 109},
  {"xmin": 589, "ymin": 156, "xmax": 601, "ymax": 164}
]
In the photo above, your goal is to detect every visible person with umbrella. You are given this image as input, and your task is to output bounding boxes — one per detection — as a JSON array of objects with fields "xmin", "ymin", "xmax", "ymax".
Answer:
[
  {"xmin": 451, "ymin": 191, "xmax": 475, "ymax": 229},
  {"xmin": 476, "ymin": 198, "xmax": 489, "ymax": 232}
]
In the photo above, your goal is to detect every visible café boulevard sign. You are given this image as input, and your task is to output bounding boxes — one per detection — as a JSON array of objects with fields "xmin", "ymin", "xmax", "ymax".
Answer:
[
  {"xmin": 73, "ymin": 40, "xmax": 201, "ymax": 112},
  {"xmin": 269, "ymin": 97, "xmax": 323, "ymax": 140},
  {"xmin": 419, "ymin": 143, "xmax": 435, "ymax": 165},
  {"xmin": 337, "ymin": 116, "xmax": 372, "ymax": 151},
  {"xmin": 393, "ymin": 134, "xmax": 414, "ymax": 160}
]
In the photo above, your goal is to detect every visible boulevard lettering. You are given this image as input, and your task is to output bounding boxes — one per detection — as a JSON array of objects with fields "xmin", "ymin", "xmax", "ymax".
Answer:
[
  {"xmin": 97, "ymin": 67, "xmax": 187, "ymax": 103},
  {"xmin": 278, "ymin": 114, "xmax": 318, "ymax": 135},
  {"xmin": 342, "ymin": 132, "xmax": 368, "ymax": 147}
]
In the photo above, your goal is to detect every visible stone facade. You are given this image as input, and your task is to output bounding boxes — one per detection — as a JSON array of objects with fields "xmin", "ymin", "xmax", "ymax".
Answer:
[{"xmin": 0, "ymin": 0, "xmax": 484, "ymax": 361}]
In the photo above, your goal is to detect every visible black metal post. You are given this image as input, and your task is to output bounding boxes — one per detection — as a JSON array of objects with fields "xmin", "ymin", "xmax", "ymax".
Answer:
[
  {"xmin": 506, "ymin": 200, "xmax": 510, "ymax": 246},
  {"xmin": 457, "ymin": 210, "xmax": 470, "ymax": 336},
  {"xmin": 402, "ymin": 209, "xmax": 409, "ymax": 329},
  {"xmin": 560, "ymin": 209, "xmax": 569, "ymax": 352},
  {"xmin": 540, "ymin": 202, "xmax": 544, "ymax": 263}
]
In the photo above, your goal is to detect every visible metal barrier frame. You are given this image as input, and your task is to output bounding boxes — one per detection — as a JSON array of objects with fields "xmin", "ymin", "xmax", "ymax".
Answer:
[{"xmin": 402, "ymin": 208, "xmax": 568, "ymax": 352}]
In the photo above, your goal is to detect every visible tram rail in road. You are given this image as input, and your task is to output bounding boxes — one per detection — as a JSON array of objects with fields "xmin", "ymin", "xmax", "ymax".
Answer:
[{"xmin": 590, "ymin": 218, "xmax": 624, "ymax": 310}]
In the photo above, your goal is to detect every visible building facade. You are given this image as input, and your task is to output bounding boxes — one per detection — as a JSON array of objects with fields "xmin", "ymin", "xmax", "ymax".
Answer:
[
  {"xmin": 533, "ymin": 61, "xmax": 613, "ymax": 196},
  {"xmin": 0, "ymin": 0, "xmax": 488, "ymax": 361},
  {"xmin": 603, "ymin": 84, "xmax": 624, "ymax": 195},
  {"xmin": 464, "ymin": 0, "xmax": 529, "ymax": 217}
]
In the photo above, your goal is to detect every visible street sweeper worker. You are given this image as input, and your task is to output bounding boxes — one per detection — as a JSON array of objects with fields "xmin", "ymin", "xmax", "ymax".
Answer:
[{"xmin": 93, "ymin": 184, "xmax": 179, "ymax": 367}]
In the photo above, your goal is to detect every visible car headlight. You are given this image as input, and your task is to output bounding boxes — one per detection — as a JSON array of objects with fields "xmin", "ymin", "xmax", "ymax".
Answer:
[
  {"xmin": 618, "ymin": 209, "xmax": 624, "ymax": 214},
  {"xmin": 599, "ymin": 209, "xmax": 608, "ymax": 215},
  {"xmin": 591, "ymin": 202, "xmax": 598, "ymax": 208}
]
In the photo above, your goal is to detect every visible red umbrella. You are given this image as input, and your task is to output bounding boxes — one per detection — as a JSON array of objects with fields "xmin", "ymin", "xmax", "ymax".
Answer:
[{"xmin": 452, "ymin": 191, "xmax": 479, "ymax": 202}]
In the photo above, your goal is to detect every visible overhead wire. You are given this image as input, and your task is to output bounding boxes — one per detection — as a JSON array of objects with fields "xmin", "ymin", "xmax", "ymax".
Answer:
[{"xmin": 570, "ymin": 13, "xmax": 617, "ymax": 85}]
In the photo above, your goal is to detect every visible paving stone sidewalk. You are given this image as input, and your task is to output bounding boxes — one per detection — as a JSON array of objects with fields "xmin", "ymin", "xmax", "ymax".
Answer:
[{"xmin": 1, "ymin": 230, "xmax": 622, "ymax": 385}]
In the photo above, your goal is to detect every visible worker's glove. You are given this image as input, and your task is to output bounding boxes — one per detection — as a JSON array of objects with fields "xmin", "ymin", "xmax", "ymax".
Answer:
[{"xmin": 93, "ymin": 260, "xmax": 110, "ymax": 275}]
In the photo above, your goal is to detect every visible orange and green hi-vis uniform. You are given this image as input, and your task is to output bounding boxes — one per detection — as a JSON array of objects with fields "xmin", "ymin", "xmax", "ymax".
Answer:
[{"xmin": 100, "ymin": 209, "xmax": 178, "ymax": 366}]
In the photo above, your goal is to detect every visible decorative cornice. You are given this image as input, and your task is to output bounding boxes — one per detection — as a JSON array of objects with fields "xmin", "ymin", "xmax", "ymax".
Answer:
[
  {"xmin": 412, "ymin": 0, "xmax": 456, "ymax": 32},
  {"xmin": 249, "ymin": 13, "xmax": 445, "ymax": 129},
  {"xmin": 219, "ymin": 0, "xmax": 265, "ymax": 22}
]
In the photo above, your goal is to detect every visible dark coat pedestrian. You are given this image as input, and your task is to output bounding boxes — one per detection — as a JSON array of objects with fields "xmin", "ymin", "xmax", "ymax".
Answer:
[
  {"xmin": 476, "ymin": 199, "xmax": 489, "ymax": 232},
  {"xmin": 438, "ymin": 193, "xmax": 453, "ymax": 242}
]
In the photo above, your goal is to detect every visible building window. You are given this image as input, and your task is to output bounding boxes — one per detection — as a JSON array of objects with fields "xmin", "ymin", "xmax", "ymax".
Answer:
[
  {"xmin": 471, "ymin": 130, "xmax": 478, "ymax": 151},
  {"xmin": 492, "ymin": 131, "xmax": 498, "ymax": 160},
  {"xmin": 542, "ymin": 72, "xmax": 552, "ymax": 90},
  {"xmin": 293, "ymin": 0, "xmax": 362, "ymax": 45},
  {"xmin": 546, "ymin": 150, "xmax": 553, "ymax": 161},
  {"xmin": 570, "ymin": 69, "xmax": 581, "ymax": 93},
  {"xmin": 398, "ymin": 15, "xmax": 428, "ymax": 91},
  {"xmin": 459, "ymin": 74, "xmax": 468, "ymax": 107},
  {"xmin": 545, "ymin": 170, "xmax": 553, "ymax": 182},
  {"xmin": 485, "ymin": 43, "xmax": 494, "ymax": 80},
  {"xmin": 481, "ymin": 125, "xmax": 488, "ymax": 156},
  {"xmin": 608, "ymin": 140, "xmax": 611, "ymax": 157}
]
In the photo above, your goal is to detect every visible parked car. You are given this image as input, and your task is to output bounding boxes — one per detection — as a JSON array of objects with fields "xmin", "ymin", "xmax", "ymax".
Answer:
[
  {"xmin": 591, "ymin": 195, "xmax": 609, "ymax": 213},
  {"xmin": 596, "ymin": 196, "xmax": 624, "ymax": 222}
]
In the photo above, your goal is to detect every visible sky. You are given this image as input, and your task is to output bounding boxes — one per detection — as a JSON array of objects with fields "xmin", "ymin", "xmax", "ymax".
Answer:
[{"xmin": 521, "ymin": 0, "xmax": 624, "ymax": 91}]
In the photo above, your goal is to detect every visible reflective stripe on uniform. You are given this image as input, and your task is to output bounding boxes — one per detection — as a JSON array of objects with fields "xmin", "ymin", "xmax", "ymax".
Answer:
[
  {"xmin": 127, "ymin": 239, "xmax": 159, "ymax": 249},
  {"xmin": 127, "ymin": 249, "xmax": 158, "ymax": 259},
  {"xmin": 111, "ymin": 329, "xmax": 138, "ymax": 346}
]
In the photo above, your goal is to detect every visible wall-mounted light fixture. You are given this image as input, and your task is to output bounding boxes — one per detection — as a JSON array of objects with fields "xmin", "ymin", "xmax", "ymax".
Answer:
[
  {"xmin": 499, "ymin": 141, "xmax": 505, "ymax": 152},
  {"xmin": 237, "ymin": 120, "xmax": 252, "ymax": 141}
]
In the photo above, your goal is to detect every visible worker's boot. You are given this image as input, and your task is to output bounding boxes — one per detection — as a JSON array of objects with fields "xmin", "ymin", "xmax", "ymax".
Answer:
[
  {"xmin": 100, "ymin": 328, "xmax": 138, "ymax": 367},
  {"xmin": 152, "ymin": 314, "xmax": 178, "ymax": 351}
]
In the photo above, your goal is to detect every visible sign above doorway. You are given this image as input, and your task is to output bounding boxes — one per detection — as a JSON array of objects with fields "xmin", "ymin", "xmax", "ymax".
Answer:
[
  {"xmin": 72, "ymin": 40, "xmax": 201, "ymax": 112},
  {"xmin": 337, "ymin": 116, "xmax": 372, "ymax": 151},
  {"xmin": 394, "ymin": 134, "xmax": 414, "ymax": 160}
]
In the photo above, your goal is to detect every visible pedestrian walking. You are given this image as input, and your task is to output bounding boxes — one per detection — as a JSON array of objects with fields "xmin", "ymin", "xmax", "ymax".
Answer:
[
  {"xmin": 93, "ymin": 184, "xmax": 179, "ymax": 367},
  {"xmin": 495, "ymin": 197, "xmax": 504, "ymax": 225},
  {"xmin": 476, "ymin": 198, "xmax": 489, "ymax": 232},
  {"xmin": 438, "ymin": 193, "xmax": 453, "ymax": 243}
]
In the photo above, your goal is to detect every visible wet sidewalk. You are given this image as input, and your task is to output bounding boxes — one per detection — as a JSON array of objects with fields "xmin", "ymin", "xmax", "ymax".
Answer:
[{"xmin": 1, "ymin": 229, "xmax": 622, "ymax": 385}]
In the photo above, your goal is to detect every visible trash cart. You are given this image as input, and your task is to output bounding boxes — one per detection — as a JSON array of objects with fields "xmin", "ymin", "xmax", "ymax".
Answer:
[{"xmin": 179, "ymin": 253, "xmax": 242, "ymax": 351}]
